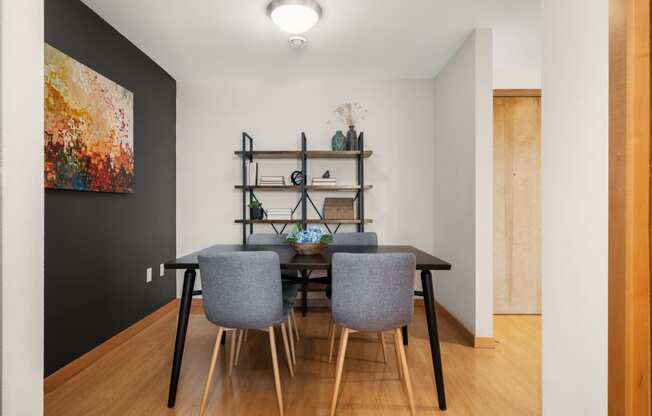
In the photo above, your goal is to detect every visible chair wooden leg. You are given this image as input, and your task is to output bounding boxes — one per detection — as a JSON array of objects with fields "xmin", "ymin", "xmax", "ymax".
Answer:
[
  {"xmin": 329, "ymin": 327, "xmax": 350, "ymax": 416},
  {"xmin": 228, "ymin": 330, "xmax": 237, "ymax": 376},
  {"xmin": 280, "ymin": 322, "xmax": 295, "ymax": 377},
  {"xmin": 199, "ymin": 327, "xmax": 224, "ymax": 416},
  {"xmin": 268, "ymin": 326, "xmax": 284, "ymax": 416},
  {"xmin": 395, "ymin": 328, "xmax": 416, "ymax": 416},
  {"xmin": 328, "ymin": 322, "xmax": 338, "ymax": 364},
  {"xmin": 235, "ymin": 329, "xmax": 244, "ymax": 367},
  {"xmin": 378, "ymin": 332, "xmax": 387, "ymax": 363},
  {"xmin": 287, "ymin": 318, "xmax": 297, "ymax": 365},
  {"xmin": 243, "ymin": 329, "xmax": 249, "ymax": 344},
  {"xmin": 291, "ymin": 308, "xmax": 300, "ymax": 341},
  {"xmin": 393, "ymin": 331, "xmax": 403, "ymax": 380}
]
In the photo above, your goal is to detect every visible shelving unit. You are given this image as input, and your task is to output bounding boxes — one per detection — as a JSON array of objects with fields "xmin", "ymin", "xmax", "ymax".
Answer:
[{"xmin": 237, "ymin": 132, "xmax": 372, "ymax": 244}]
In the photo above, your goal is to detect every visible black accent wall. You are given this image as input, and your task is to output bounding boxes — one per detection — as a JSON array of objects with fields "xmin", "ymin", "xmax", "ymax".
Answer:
[{"xmin": 45, "ymin": 0, "xmax": 176, "ymax": 376}]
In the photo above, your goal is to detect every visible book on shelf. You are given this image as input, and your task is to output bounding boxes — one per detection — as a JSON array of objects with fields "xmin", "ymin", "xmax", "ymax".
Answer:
[
  {"xmin": 259, "ymin": 175, "xmax": 286, "ymax": 186},
  {"xmin": 312, "ymin": 177, "xmax": 337, "ymax": 186},
  {"xmin": 265, "ymin": 208, "xmax": 292, "ymax": 220}
]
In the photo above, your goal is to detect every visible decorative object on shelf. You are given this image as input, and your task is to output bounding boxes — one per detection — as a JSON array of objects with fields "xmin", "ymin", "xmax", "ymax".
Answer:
[
  {"xmin": 329, "ymin": 102, "xmax": 367, "ymax": 151},
  {"xmin": 322, "ymin": 170, "xmax": 331, "ymax": 178},
  {"xmin": 286, "ymin": 225, "xmax": 333, "ymax": 255},
  {"xmin": 45, "ymin": 44, "xmax": 134, "ymax": 193},
  {"xmin": 331, "ymin": 130, "xmax": 347, "ymax": 151},
  {"xmin": 248, "ymin": 200, "xmax": 264, "ymax": 220},
  {"xmin": 290, "ymin": 170, "xmax": 304, "ymax": 185},
  {"xmin": 324, "ymin": 197, "xmax": 354, "ymax": 220},
  {"xmin": 346, "ymin": 125, "xmax": 358, "ymax": 150}
]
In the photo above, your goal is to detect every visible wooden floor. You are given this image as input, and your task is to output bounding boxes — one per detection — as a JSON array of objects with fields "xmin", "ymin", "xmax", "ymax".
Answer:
[{"xmin": 44, "ymin": 307, "xmax": 541, "ymax": 415}]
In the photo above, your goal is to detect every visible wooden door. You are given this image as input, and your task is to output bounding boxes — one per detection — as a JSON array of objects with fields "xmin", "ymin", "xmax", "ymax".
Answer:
[{"xmin": 493, "ymin": 95, "xmax": 541, "ymax": 314}]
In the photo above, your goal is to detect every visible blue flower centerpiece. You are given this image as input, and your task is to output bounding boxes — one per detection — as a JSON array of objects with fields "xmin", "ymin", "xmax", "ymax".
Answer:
[{"xmin": 286, "ymin": 225, "xmax": 333, "ymax": 255}]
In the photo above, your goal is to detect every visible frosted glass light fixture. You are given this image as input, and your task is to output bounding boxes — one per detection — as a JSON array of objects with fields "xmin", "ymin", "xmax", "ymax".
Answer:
[{"xmin": 267, "ymin": 0, "xmax": 323, "ymax": 34}]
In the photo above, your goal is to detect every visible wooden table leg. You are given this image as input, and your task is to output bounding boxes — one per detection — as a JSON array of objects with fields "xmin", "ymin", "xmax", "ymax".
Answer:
[
  {"xmin": 420, "ymin": 269, "xmax": 447, "ymax": 411},
  {"xmin": 167, "ymin": 268, "xmax": 196, "ymax": 408}
]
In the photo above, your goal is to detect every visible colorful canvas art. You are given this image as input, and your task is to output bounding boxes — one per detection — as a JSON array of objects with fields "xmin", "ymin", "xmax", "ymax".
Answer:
[{"xmin": 44, "ymin": 44, "xmax": 134, "ymax": 193}]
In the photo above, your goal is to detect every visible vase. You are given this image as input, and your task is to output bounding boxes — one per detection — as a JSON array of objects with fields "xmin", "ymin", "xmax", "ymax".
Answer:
[
  {"xmin": 331, "ymin": 130, "xmax": 347, "ymax": 151},
  {"xmin": 346, "ymin": 125, "xmax": 357, "ymax": 150}
]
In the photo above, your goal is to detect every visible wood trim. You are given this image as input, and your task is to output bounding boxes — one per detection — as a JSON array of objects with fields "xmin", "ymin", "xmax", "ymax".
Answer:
[
  {"xmin": 609, "ymin": 0, "xmax": 651, "ymax": 413},
  {"xmin": 44, "ymin": 299, "xmax": 178, "ymax": 394},
  {"xmin": 493, "ymin": 89, "xmax": 541, "ymax": 97},
  {"xmin": 415, "ymin": 299, "xmax": 495, "ymax": 349}
]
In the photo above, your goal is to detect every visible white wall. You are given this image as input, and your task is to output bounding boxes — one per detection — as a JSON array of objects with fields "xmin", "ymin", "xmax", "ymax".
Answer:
[
  {"xmin": 433, "ymin": 29, "xmax": 494, "ymax": 338},
  {"xmin": 177, "ymin": 80, "xmax": 436, "ymax": 294},
  {"xmin": 493, "ymin": 7, "xmax": 543, "ymax": 89},
  {"xmin": 541, "ymin": 0, "xmax": 608, "ymax": 414},
  {"xmin": 0, "ymin": 0, "xmax": 45, "ymax": 414}
]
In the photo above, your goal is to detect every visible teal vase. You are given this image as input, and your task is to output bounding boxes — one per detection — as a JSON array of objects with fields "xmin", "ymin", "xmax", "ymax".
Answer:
[
  {"xmin": 331, "ymin": 130, "xmax": 347, "ymax": 151},
  {"xmin": 346, "ymin": 125, "xmax": 358, "ymax": 150}
]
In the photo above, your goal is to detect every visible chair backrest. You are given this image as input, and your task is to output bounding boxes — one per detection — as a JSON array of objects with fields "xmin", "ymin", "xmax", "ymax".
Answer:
[
  {"xmin": 198, "ymin": 252, "xmax": 283, "ymax": 329},
  {"xmin": 331, "ymin": 232, "xmax": 378, "ymax": 246},
  {"xmin": 247, "ymin": 233, "xmax": 288, "ymax": 245},
  {"xmin": 331, "ymin": 252, "xmax": 416, "ymax": 332}
]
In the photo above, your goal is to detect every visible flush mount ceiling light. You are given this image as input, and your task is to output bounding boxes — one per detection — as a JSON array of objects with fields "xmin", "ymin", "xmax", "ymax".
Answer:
[{"xmin": 267, "ymin": 0, "xmax": 323, "ymax": 34}]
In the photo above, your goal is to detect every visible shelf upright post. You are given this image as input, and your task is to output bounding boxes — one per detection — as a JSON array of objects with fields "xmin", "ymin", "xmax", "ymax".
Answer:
[
  {"xmin": 358, "ymin": 132, "xmax": 365, "ymax": 232},
  {"xmin": 301, "ymin": 133, "xmax": 307, "ymax": 230},
  {"xmin": 242, "ymin": 133, "xmax": 247, "ymax": 244},
  {"xmin": 242, "ymin": 132, "xmax": 254, "ymax": 244}
]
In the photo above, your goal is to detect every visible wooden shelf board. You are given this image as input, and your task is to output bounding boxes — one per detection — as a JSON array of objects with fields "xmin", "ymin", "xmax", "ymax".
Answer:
[
  {"xmin": 235, "ymin": 219, "xmax": 373, "ymax": 225},
  {"xmin": 234, "ymin": 150, "xmax": 372, "ymax": 159},
  {"xmin": 235, "ymin": 185, "xmax": 372, "ymax": 192}
]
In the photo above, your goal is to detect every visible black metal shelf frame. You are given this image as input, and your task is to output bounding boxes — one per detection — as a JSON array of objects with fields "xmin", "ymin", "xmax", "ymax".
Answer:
[{"xmin": 240, "ymin": 131, "xmax": 368, "ymax": 244}]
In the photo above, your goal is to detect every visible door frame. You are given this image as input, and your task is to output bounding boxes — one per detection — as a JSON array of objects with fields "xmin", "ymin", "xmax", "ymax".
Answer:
[{"xmin": 608, "ymin": 0, "xmax": 650, "ymax": 414}]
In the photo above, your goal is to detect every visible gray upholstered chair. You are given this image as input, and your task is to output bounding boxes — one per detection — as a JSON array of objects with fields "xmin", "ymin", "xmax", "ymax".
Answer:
[
  {"xmin": 197, "ymin": 252, "xmax": 294, "ymax": 416},
  {"xmin": 331, "ymin": 232, "xmax": 378, "ymax": 246},
  {"xmin": 329, "ymin": 252, "xmax": 417, "ymax": 416},
  {"xmin": 246, "ymin": 233, "xmax": 300, "ymax": 362},
  {"xmin": 326, "ymin": 232, "xmax": 380, "ymax": 362}
]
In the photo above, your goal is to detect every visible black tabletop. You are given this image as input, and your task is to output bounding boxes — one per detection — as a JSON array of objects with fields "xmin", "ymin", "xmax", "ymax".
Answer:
[{"xmin": 165, "ymin": 244, "xmax": 452, "ymax": 271}]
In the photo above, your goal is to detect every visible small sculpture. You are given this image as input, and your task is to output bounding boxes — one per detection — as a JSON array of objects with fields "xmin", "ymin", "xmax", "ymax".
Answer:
[{"xmin": 322, "ymin": 170, "xmax": 331, "ymax": 179}]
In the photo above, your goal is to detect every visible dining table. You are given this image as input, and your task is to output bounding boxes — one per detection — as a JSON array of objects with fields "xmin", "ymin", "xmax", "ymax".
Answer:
[{"xmin": 164, "ymin": 244, "xmax": 452, "ymax": 412}]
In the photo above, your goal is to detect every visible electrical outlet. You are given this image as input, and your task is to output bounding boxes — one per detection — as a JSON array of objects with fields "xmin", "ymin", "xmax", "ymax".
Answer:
[
  {"xmin": 146, "ymin": 267, "xmax": 152, "ymax": 283},
  {"xmin": 160, "ymin": 263, "xmax": 165, "ymax": 277}
]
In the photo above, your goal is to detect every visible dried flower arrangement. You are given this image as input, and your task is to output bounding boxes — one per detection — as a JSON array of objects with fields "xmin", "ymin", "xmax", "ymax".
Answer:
[{"xmin": 329, "ymin": 102, "xmax": 368, "ymax": 127}]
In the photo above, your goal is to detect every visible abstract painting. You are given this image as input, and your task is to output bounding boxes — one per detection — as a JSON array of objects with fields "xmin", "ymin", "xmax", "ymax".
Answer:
[{"xmin": 44, "ymin": 44, "xmax": 134, "ymax": 193}]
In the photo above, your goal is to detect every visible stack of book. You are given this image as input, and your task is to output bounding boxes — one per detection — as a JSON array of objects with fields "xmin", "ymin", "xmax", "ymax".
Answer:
[
  {"xmin": 265, "ymin": 208, "xmax": 292, "ymax": 220},
  {"xmin": 312, "ymin": 177, "xmax": 337, "ymax": 186},
  {"xmin": 259, "ymin": 176, "xmax": 286, "ymax": 186}
]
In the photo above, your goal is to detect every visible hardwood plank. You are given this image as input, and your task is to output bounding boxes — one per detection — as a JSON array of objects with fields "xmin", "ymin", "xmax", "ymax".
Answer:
[
  {"xmin": 44, "ymin": 308, "xmax": 540, "ymax": 416},
  {"xmin": 43, "ymin": 299, "xmax": 178, "ymax": 394}
]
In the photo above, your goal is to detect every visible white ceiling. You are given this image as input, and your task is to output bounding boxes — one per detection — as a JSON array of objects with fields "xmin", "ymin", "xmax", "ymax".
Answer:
[{"xmin": 81, "ymin": 0, "xmax": 541, "ymax": 82}]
